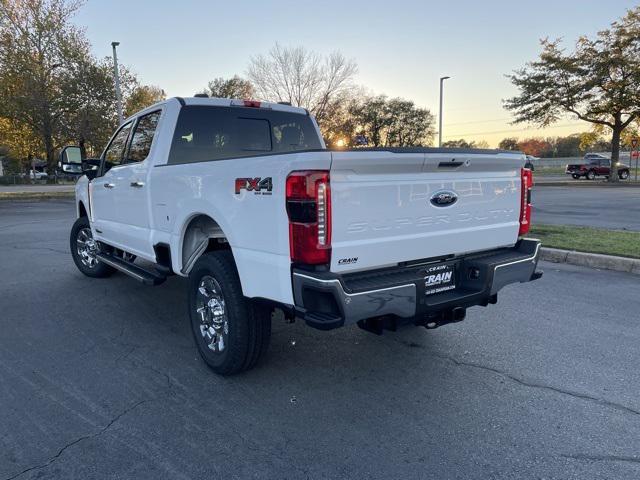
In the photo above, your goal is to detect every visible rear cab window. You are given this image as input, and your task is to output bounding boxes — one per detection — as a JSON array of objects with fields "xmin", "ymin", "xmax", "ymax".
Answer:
[{"xmin": 167, "ymin": 106, "xmax": 322, "ymax": 164}]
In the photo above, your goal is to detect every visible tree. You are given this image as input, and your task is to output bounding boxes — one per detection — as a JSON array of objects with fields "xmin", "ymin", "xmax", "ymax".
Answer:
[
  {"xmin": 330, "ymin": 94, "xmax": 435, "ymax": 148},
  {"xmin": 517, "ymin": 138, "xmax": 553, "ymax": 157},
  {"xmin": 203, "ymin": 75, "xmax": 254, "ymax": 99},
  {"xmin": 579, "ymin": 131, "xmax": 610, "ymax": 153},
  {"xmin": 384, "ymin": 98, "xmax": 435, "ymax": 147},
  {"xmin": 347, "ymin": 95, "xmax": 389, "ymax": 147},
  {"xmin": 316, "ymin": 89, "xmax": 360, "ymax": 148},
  {"xmin": 0, "ymin": 0, "xmax": 164, "ymax": 165},
  {"xmin": 505, "ymin": 7, "xmax": 640, "ymax": 181},
  {"xmin": 0, "ymin": 115, "xmax": 41, "ymax": 173},
  {"xmin": 247, "ymin": 43, "xmax": 357, "ymax": 123},
  {"xmin": 125, "ymin": 84, "xmax": 165, "ymax": 117},
  {"xmin": 442, "ymin": 139, "xmax": 476, "ymax": 148},
  {"xmin": 62, "ymin": 56, "xmax": 126, "ymax": 158},
  {"xmin": 554, "ymin": 134, "xmax": 582, "ymax": 157},
  {"xmin": 499, "ymin": 137, "xmax": 519, "ymax": 150},
  {"xmin": 0, "ymin": 0, "xmax": 89, "ymax": 171}
]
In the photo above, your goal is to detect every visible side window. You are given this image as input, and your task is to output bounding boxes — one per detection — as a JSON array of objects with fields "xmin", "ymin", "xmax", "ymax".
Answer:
[
  {"xmin": 103, "ymin": 122, "xmax": 132, "ymax": 172},
  {"xmin": 601, "ymin": 159, "xmax": 611, "ymax": 167},
  {"xmin": 127, "ymin": 111, "xmax": 161, "ymax": 163},
  {"xmin": 169, "ymin": 107, "xmax": 233, "ymax": 164}
]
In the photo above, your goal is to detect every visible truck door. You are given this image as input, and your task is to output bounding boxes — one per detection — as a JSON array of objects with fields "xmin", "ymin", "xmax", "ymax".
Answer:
[
  {"xmin": 91, "ymin": 110, "xmax": 161, "ymax": 259},
  {"xmin": 91, "ymin": 120, "xmax": 133, "ymax": 246}
]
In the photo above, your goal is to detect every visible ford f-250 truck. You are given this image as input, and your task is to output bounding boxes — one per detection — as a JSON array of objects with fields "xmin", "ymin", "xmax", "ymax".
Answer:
[{"xmin": 60, "ymin": 96, "xmax": 542, "ymax": 375}]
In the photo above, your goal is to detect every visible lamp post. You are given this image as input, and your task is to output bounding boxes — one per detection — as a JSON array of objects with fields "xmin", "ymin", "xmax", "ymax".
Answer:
[
  {"xmin": 438, "ymin": 76, "xmax": 450, "ymax": 147},
  {"xmin": 111, "ymin": 41, "xmax": 124, "ymax": 125}
]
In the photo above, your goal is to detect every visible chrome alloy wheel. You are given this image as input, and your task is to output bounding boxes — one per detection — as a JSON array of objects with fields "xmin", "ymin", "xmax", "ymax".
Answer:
[
  {"xmin": 76, "ymin": 227, "xmax": 98, "ymax": 268},
  {"xmin": 196, "ymin": 275, "xmax": 228, "ymax": 352}
]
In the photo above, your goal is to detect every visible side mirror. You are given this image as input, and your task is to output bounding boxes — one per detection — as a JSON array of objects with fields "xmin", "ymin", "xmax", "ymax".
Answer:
[
  {"xmin": 58, "ymin": 146, "xmax": 83, "ymax": 175},
  {"xmin": 81, "ymin": 158, "xmax": 101, "ymax": 180}
]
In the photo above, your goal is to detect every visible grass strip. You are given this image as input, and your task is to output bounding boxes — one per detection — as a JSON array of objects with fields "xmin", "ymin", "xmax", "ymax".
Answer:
[{"xmin": 530, "ymin": 223, "xmax": 640, "ymax": 259}]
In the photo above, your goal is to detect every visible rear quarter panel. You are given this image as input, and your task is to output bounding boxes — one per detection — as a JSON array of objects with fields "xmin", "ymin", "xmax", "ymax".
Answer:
[{"xmin": 149, "ymin": 151, "xmax": 332, "ymax": 305}]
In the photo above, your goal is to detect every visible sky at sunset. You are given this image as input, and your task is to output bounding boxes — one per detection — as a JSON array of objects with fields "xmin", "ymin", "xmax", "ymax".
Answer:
[{"xmin": 74, "ymin": 0, "xmax": 639, "ymax": 147}]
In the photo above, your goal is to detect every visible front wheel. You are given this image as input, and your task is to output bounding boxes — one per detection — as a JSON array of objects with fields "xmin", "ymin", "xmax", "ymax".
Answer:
[
  {"xmin": 586, "ymin": 170, "xmax": 596, "ymax": 180},
  {"xmin": 70, "ymin": 216, "xmax": 115, "ymax": 278},
  {"xmin": 619, "ymin": 170, "xmax": 629, "ymax": 180},
  {"xmin": 188, "ymin": 251, "xmax": 271, "ymax": 375}
]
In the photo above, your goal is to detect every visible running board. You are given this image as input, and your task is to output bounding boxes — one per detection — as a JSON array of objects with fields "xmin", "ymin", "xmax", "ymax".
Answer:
[{"xmin": 96, "ymin": 253, "xmax": 167, "ymax": 286}]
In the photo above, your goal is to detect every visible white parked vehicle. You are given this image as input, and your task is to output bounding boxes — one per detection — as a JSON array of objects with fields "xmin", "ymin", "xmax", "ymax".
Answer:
[
  {"xmin": 27, "ymin": 169, "xmax": 48, "ymax": 180},
  {"xmin": 62, "ymin": 96, "xmax": 542, "ymax": 375}
]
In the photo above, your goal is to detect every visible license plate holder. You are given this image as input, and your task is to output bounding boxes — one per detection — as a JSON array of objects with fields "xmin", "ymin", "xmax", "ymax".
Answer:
[{"xmin": 424, "ymin": 263, "xmax": 456, "ymax": 296}]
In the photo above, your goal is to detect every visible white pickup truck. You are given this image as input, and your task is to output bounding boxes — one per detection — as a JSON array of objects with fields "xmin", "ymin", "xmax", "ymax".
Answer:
[{"xmin": 61, "ymin": 96, "xmax": 542, "ymax": 375}]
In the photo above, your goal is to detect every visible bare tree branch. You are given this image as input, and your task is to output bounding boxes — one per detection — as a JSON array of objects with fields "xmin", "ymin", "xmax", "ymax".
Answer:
[{"xmin": 247, "ymin": 44, "xmax": 357, "ymax": 123}]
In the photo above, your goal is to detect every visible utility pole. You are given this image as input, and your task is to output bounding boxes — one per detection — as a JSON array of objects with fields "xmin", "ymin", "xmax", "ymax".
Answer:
[
  {"xmin": 111, "ymin": 42, "xmax": 124, "ymax": 124},
  {"xmin": 438, "ymin": 76, "xmax": 450, "ymax": 147}
]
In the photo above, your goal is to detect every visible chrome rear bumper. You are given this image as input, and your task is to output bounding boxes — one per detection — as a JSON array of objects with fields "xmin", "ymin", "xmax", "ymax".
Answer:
[{"xmin": 292, "ymin": 238, "xmax": 542, "ymax": 330}]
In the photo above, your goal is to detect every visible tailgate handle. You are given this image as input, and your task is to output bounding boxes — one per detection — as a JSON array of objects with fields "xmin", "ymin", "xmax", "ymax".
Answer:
[{"xmin": 438, "ymin": 161, "xmax": 463, "ymax": 168}]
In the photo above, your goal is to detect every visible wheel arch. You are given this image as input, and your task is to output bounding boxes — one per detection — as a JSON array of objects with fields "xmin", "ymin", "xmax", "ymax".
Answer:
[{"xmin": 178, "ymin": 213, "xmax": 231, "ymax": 276}]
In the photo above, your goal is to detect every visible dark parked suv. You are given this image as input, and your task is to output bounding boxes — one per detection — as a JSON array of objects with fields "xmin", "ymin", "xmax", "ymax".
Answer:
[{"xmin": 566, "ymin": 154, "xmax": 630, "ymax": 180}]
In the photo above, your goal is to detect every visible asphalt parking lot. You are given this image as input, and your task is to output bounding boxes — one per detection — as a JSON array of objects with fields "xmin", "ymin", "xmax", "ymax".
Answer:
[
  {"xmin": 533, "ymin": 185, "xmax": 640, "ymax": 231},
  {"xmin": 1, "ymin": 199, "xmax": 639, "ymax": 479}
]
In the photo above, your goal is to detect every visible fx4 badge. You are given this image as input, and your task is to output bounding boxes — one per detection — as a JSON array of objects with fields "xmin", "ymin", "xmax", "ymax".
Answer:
[{"xmin": 235, "ymin": 177, "xmax": 273, "ymax": 195}]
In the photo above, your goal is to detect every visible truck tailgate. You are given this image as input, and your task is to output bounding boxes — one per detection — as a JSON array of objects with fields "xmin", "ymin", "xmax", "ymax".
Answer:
[{"xmin": 329, "ymin": 150, "xmax": 524, "ymax": 273}]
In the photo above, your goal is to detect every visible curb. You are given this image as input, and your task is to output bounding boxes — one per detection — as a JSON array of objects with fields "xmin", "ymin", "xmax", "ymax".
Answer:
[
  {"xmin": 535, "ymin": 181, "xmax": 640, "ymax": 187},
  {"xmin": 541, "ymin": 247, "xmax": 640, "ymax": 275}
]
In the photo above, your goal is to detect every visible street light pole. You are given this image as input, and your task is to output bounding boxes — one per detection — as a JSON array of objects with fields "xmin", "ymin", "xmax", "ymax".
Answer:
[
  {"xmin": 438, "ymin": 76, "xmax": 450, "ymax": 147},
  {"xmin": 111, "ymin": 41, "xmax": 124, "ymax": 125}
]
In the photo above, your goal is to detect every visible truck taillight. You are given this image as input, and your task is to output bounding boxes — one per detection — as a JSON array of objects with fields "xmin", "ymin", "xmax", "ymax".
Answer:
[
  {"xmin": 286, "ymin": 171, "xmax": 331, "ymax": 265},
  {"xmin": 519, "ymin": 168, "xmax": 533, "ymax": 236}
]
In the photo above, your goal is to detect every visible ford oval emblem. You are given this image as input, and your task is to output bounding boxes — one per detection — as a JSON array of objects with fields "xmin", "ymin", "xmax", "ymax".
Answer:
[{"xmin": 430, "ymin": 190, "xmax": 458, "ymax": 207}]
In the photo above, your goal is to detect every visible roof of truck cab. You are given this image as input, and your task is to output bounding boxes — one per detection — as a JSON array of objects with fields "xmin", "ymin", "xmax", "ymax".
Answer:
[
  {"xmin": 173, "ymin": 96, "xmax": 309, "ymax": 115},
  {"xmin": 121, "ymin": 97, "xmax": 309, "ymax": 124}
]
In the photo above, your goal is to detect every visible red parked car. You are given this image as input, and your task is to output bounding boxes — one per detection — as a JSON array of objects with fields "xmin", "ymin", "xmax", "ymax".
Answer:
[{"xmin": 566, "ymin": 154, "xmax": 630, "ymax": 180}]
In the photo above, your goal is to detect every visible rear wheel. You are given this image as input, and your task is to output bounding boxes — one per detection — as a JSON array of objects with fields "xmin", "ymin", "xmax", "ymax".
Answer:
[
  {"xmin": 69, "ymin": 216, "xmax": 115, "ymax": 278},
  {"xmin": 586, "ymin": 170, "xmax": 596, "ymax": 180},
  {"xmin": 619, "ymin": 170, "xmax": 629, "ymax": 180},
  {"xmin": 188, "ymin": 251, "xmax": 271, "ymax": 375}
]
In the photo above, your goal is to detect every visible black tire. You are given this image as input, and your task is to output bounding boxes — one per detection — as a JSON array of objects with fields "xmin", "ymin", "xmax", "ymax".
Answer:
[
  {"xmin": 70, "ymin": 216, "xmax": 115, "ymax": 278},
  {"xmin": 619, "ymin": 170, "xmax": 629, "ymax": 180},
  {"xmin": 586, "ymin": 170, "xmax": 596, "ymax": 180},
  {"xmin": 188, "ymin": 251, "xmax": 271, "ymax": 375},
  {"xmin": 571, "ymin": 174, "xmax": 580, "ymax": 180}
]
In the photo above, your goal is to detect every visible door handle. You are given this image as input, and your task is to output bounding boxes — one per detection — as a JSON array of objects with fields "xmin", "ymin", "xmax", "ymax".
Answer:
[
  {"xmin": 103, "ymin": 183, "xmax": 115, "ymax": 189},
  {"xmin": 130, "ymin": 181, "xmax": 145, "ymax": 188}
]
